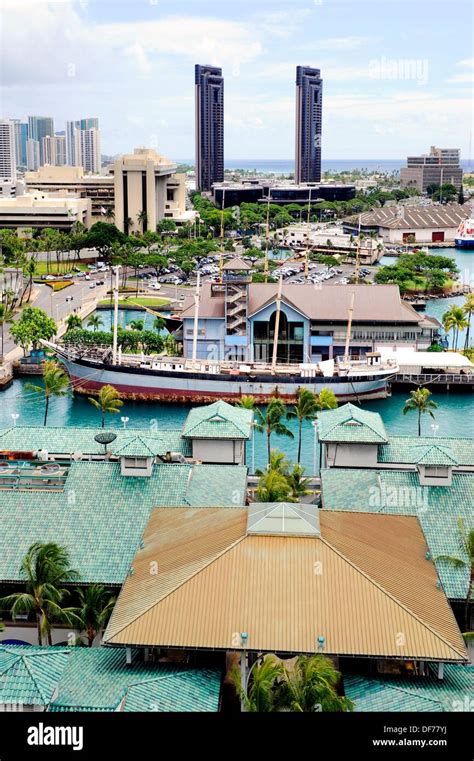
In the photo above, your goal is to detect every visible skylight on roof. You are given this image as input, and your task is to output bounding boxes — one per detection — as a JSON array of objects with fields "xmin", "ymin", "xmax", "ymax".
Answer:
[{"xmin": 247, "ymin": 502, "xmax": 321, "ymax": 537}]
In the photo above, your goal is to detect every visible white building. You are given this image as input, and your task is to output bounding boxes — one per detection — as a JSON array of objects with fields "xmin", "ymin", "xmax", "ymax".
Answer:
[
  {"xmin": 0, "ymin": 120, "xmax": 17, "ymax": 181},
  {"xmin": 26, "ymin": 139, "xmax": 40, "ymax": 171},
  {"xmin": 113, "ymin": 147, "xmax": 194, "ymax": 234},
  {"xmin": 0, "ymin": 191, "xmax": 92, "ymax": 231},
  {"xmin": 74, "ymin": 127, "xmax": 101, "ymax": 174},
  {"xmin": 41, "ymin": 135, "xmax": 67, "ymax": 167},
  {"xmin": 344, "ymin": 204, "xmax": 469, "ymax": 245},
  {"xmin": 274, "ymin": 223, "xmax": 384, "ymax": 264}
]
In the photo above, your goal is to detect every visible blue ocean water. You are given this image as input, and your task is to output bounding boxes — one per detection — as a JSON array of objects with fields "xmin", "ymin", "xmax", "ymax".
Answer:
[{"xmin": 177, "ymin": 159, "xmax": 473, "ymax": 174}]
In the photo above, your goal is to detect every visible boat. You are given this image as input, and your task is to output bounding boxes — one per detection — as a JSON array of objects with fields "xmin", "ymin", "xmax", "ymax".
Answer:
[
  {"xmin": 454, "ymin": 217, "xmax": 474, "ymax": 249},
  {"xmin": 42, "ymin": 266, "xmax": 398, "ymax": 403}
]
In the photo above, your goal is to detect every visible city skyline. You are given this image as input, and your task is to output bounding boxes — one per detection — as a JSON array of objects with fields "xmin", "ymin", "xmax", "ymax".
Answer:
[{"xmin": 2, "ymin": 0, "xmax": 472, "ymax": 162}]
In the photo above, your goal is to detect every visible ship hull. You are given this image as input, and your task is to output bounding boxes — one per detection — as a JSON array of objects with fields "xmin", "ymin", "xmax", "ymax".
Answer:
[
  {"xmin": 454, "ymin": 238, "xmax": 474, "ymax": 249},
  {"xmin": 61, "ymin": 357, "xmax": 393, "ymax": 403}
]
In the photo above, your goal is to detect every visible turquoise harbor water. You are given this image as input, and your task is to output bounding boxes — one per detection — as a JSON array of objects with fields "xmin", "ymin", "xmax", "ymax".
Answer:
[{"xmin": 2, "ymin": 380, "xmax": 472, "ymax": 475}]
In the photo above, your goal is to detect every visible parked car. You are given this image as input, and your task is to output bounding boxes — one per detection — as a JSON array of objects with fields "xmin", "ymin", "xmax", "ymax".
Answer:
[{"xmin": 85, "ymin": 274, "xmax": 91, "ymax": 280}]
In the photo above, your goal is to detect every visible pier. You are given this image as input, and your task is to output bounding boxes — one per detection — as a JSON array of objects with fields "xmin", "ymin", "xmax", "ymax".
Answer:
[{"xmin": 392, "ymin": 372, "xmax": 473, "ymax": 389}]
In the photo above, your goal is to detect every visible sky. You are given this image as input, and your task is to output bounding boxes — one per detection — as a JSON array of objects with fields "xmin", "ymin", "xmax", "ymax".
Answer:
[{"xmin": 1, "ymin": 0, "xmax": 473, "ymax": 161}]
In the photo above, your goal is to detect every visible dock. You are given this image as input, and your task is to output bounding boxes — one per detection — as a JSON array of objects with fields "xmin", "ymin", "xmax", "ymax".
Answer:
[{"xmin": 392, "ymin": 372, "xmax": 473, "ymax": 389}]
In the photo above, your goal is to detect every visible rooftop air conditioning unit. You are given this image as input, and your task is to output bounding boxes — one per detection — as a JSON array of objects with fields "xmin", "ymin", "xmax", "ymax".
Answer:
[
  {"xmin": 37, "ymin": 449, "xmax": 49, "ymax": 461},
  {"xmin": 168, "ymin": 452, "xmax": 186, "ymax": 463}
]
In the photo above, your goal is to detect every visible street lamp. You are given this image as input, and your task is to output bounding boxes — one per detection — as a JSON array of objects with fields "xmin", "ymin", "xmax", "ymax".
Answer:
[
  {"xmin": 311, "ymin": 419, "xmax": 318, "ymax": 476},
  {"xmin": 11, "ymin": 413, "xmax": 19, "ymax": 426},
  {"xmin": 121, "ymin": 416, "xmax": 129, "ymax": 429},
  {"xmin": 431, "ymin": 423, "xmax": 439, "ymax": 437}
]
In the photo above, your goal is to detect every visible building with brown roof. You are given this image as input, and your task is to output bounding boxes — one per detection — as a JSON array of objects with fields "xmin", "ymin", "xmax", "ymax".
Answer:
[
  {"xmin": 104, "ymin": 505, "xmax": 467, "ymax": 671},
  {"xmin": 180, "ymin": 282, "xmax": 439, "ymax": 362},
  {"xmin": 344, "ymin": 203, "xmax": 468, "ymax": 244}
]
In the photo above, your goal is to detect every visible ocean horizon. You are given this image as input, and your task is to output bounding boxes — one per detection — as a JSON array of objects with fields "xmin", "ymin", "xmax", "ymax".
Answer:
[{"xmin": 177, "ymin": 158, "xmax": 473, "ymax": 174}]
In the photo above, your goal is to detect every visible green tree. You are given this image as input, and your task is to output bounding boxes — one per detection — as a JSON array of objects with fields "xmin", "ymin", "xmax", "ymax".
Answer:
[
  {"xmin": 287, "ymin": 463, "xmax": 312, "ymax": 500},
  {"xmin": 137, "ymin": 210, "xmax": 148, "ymax": 232},
  {"xmin": 65, "ymin": 314, "xmax": 82, "ymax": 332},
  {"xmin": 435, "ymin": 518, "xmax": 473, "ymax": 631},
  {"xmin": 73, "ymin": 585, "xmax": 116, "ymax": 647},
  {"xmin": 236, "ymin": 395, "xmax": 256, "ymax": 409},
  {"xmin": 20, "ymin": 256, "xmax": 37, "ymax": 305},
  {"xmin": 442, "ymin": 305, "xmax": 469, "ymax": 350},
  {"xmin": 10, "ymin": 306, "xmax": 57, "ymax": 355},
  {"xmin": 26, "ymin": 360, "xmax": 70, "ymax": 426},
  {"xmin": 128, "ymin": 318, "xmax": 144, "ymax": 331},
  {"xmin": 163, "ymin": 334, "xmax": 178, "ymax": 355},
  {"xmin": 87, "ymin": 313, "xmax": 104, "ymax": 332},
  {"xmin": 0, "ymin": 542, "xmax": 80, "ymax": 645},
  {"xmin": 402, "ymin": 387, "xmax": 438, "ymax": 436},
  {"xmin": 287, "ymin": 387, "xmax": 337, "ymax": 464},
  {"xmin": 277, "ymin": 655, "xmax": 354, "ymax": 712},
  {"xmin": 153, "ymin": 316, "xmax": 166, "ymax": 332},
  {"xmin": 88, "ymin": 384, "xmax": 123, "ymax": 428},
  {"xmin": 232, "ymin": 654, "xmax": 284, "ymax": 712},
  {"xmin": 0, "ymin": 302, "xmax": 14, "ymax": 359},
  {"xmin": 255, "ymin": 464, "xmax": 294, "ymax": 502},
  {"xmin": 462, "ymin": 293, "xmax": 474, "ymax": 350},
  {"xmin": 254, "ymin": 397, "xmax": 294, "ymax": 464}
]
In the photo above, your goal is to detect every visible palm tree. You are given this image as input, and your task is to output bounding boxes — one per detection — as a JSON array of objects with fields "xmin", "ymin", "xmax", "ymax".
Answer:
[
  {"xmin": 462, "ymin": 293, "xmax": 474, "ymax": 351},
  {"xmin": 255, "ymin": 468, "xmax": 294, "ymax": 502},
  {"xmin": 73, "ymin": 584, "xmax": 116, "ymax": 647},
  {"xmin": 26, "ymin": 360, "xmax": 70, "ymax": 427},
  {"xmin": 104, "ymin": 207, "xmax": 115, "ymax": 224},
  {"xmin": 153, "ymin": 316, "xmax": 165, "ymax": 332},
  {"xmin": 128, "ymin": 319, "xmax": 144, "ymax": 331},
  {"xmin": 402, "ymin": 387, "xmax": 438, "ymax": 436},
  {"xmin": 20, "ymin": 257, "xmax": 37, "ymax": 305},
  {"xmin": 88, "ymin": 384, "xmax": 123, "ymax": 428},
  {"xmin": 0, "ymin": 542, "xmax": 80, "ymax": 645},
  {"xmin": 287, "ymin": 463, "xmax": 312, "ymax": 500},
  {"xmin": 232, "ymin": 655, "xmax": 284, "ymax": 712},
  {"xmin": 0, "ymin": 302, "xmax": 13, "ymax": 359},
  {"xmin": 287, "ymin": 387, "xmax": 337, "ymax": 464},
  {"xmin": 87, "ymin": 313, "xmax": 103, "ymax": 332},
  {"xmin": 65, "ymin": 314, "xmax": 82, "ymax": 332},
  {"xmin": 236, "ymin": 395, "xmax": 256, "ymax": 410},
  {"xmin": 254, "ymin": 397, "xmax": 294, "ymax": 464},
  {"xmin": 435, "ymin": 518, "xmax": 473, "ymax": 631},
  {"xmin": 278, "ymin": 655, "xmax": 354, "ymax": 712},
  {"xmin": 442, "ymin": 305, "xmax": 469, "ymax": 351},
  {"xmin": 163, "ymin": 334, "xmax": 178, "ymax": 356},
  {"xmin": 125, "ymin": 217, "xmax": 134, "ymax": 235},
  {"xmin": 137, "ymin": 210, "xmax": 148, "ymax": 231}
]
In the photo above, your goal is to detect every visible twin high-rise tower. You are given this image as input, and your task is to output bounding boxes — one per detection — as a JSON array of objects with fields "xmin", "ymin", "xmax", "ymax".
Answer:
[{"xmin": 194, "ymin": 64, "xmax": 323, "ymax": 191}]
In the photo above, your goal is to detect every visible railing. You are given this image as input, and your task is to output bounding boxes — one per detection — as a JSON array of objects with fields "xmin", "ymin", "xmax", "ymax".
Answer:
[
  {"xmin": 0, "ymin": 461, "xmax": 69, "ymax": 491},
  {"xmin": 393, "ymin": 373, "xmax": 473, "ymax": 385}
]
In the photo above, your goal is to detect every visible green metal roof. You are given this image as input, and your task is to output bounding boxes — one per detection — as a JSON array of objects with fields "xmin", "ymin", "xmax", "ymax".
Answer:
[
  {"xmin": 182, "ymin": 401, "xmax": 253, "ymax": 440},
  {"xmin": 0, "ymin": 646, "xmax": 70, "ymax": 707},
  {"xmin": 412, "ymin": 444, "xmax": 459, "ymax": 466},
  {"xmin": 0, "ymin": 461, "xmax": 247, "ymax": 585},
  {"xmin": 113, "ymin": 434, "xmax": 166, "ymax": 457},
  {"xmin": 317, "ymin": 403, "xmax": 388, "ymax": 443},
  {"xmin": 345, "ymin": 665, "xmax": 474, "ymax": 712},
  {"xmin": 320, "ymin": 469, "xmax": 474, "ymax": 600},
  {"xmin": 0, "ymin": 426, "xmax": 191, "ymax": 457},
  {"xmin": 0, "ymin": 646, "xmax": 221, "ymax": 712},
  {"xmin": 379, "ymin": 436, "xmax": 473, "ymax": 466}
]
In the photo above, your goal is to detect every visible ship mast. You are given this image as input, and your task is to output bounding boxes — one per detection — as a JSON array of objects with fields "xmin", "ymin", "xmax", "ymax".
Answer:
[
  {"xmin": 304, "ymin": 186, "xmax": 312, "ymax": 282},
  {"xmin": 343, "ymin": 288, "xmax": 355, "ymax": 362},
  {"xmin": 112, "ymin": 265, "xmax": 120, "ymax": 364},
  {"xmin": 354, "ymin": 214, "xmax": 361, "ymax": 284},
  {"xmin": 191, "ymin": 271, "xmax": 201, "ymax": 363},
  {"xmin": 264, "ymin": 194, "xmax": 270, "ymax": 282},
  {"xmin": 271, "ymin": 274, "xmax": 283, "ymax": 374},
  {"xmin": 219, "ymin": 189, "xmax": 225, "ymax": 283}
]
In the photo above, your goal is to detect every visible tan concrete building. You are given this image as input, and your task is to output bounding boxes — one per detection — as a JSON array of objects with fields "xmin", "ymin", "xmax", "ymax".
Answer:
[
  {"xmin": 0, "ymin": 190, "xmax": 92, "ymax": 230},
  {"xmin": 113, "ymin": 148, "xmax": 193, "ymax": 235},
  {"xmin": 25, "ymin": 165, "xmax": 114, "ymax": 222}
]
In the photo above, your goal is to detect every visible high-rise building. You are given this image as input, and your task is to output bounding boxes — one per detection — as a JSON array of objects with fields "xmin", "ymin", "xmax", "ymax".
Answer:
[
  {"xmin": 0, "ymin": 120, "xmax": 17, "ymax": 181},
  {"xmin": 66, "ymin": 118, "xmax": 99, "ymax": 166},
  {"xmin": 195, "ymin": 64, "xmax": 224, "ymax": 191},
  {"xmin": 295, "ymin": 66, "xmax": 323, "ymax": 184},
  {"xmin": 74, "ymin": 127, "xmax": 101, "ymax": 174},
  {"xmin": 11, "ymin": 120, "xmax": 28, "ymax": 169},
  {"xmin": 27, "ymin": 116, "xmax": 54, "ymax": 164},
  {"xmin": 400, "ymin": 146, "xmax": 463, "ymax": 192},
  {"xmin": 26, "ymin": 139, "xmax": 40, "ymax": 171},
  {"xmin": 41, "ymin": 135, "xmax": 66, "ymax": 167}
]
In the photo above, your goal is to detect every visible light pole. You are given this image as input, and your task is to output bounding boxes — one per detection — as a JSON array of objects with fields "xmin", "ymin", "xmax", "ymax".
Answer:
[
  {"xmin": 431, "ymin": 423, "xmax": 439, "ymax": 437},
  {"xmin": 121, "ymin": 416, "xmax": 129, "ymax": 429},
  {"xmin": 312, "ymin": 420, "xmax": 318, "ymax": 476},
  {"xmin": 11, "ymin": 413, "xmax": 19, "ymax": 426}
]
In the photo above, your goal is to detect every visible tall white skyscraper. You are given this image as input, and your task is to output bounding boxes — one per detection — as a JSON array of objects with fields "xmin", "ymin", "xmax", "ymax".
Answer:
[
  {"xmin": 27, "ymin": 116, "xmax": 54, "ymax": 165},
  {"xmin": 66, "ymin": 118, "xmax": 100, "ymax": 168},
  {"xmin": 0, "ymin": 120, "xmax": 17, "ymax": 180},
  {"xmin": 41, "ymin": 135, "xmax": 66, "ymax": 166},
  {"xmin": 26, "ymin": 138, "xmax": 40, "ymax": 171},
  {"xmin": 75, "ymin": 127, "xmax": 101, "ymax": 173}
]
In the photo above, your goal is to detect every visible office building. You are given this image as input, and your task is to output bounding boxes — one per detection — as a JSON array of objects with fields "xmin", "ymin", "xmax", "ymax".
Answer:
[
  {"xmin": 0, "ymin": 190, "xmax": 92, "ymax": 230},
  {"xmin": 25, "ymin": 164, "xmax": 114, "ymax": 221},
  {"xmin": 0, "ymin": 120, "xmax": 17, "ymax": 181},
  {"xmin": 11, "ymin": 120, "xmax": 28, "ymax": 168},
  {"xmin": 400, "ymin": 146, "xmax": 463, "ymax": 193},
  {"xmin": 195, "ymin": 64, "xmax": 224, "ymax": 191},
  {"xmin": 41, "ymin": 134, "xmax": 66, "ymax": 167},
  {"xmin": 295, "ymin": 66, "xmax": 323, "ymax": 184},
  {"xmin": 213, "ymin": 180, "xmax": 355, "ymax": 208},
  {"xmin": 73, "ymin": 127, "xmax": 101, "ymax": 173},
  {"xmin": 27, "ymin": 116, "xmax": 54, "ymax": 164},
  {"xmin": 66, "ymin": 118, "xmax": 99, "ymax": 166},
  {"xmin": 26, "ymin": 139, "xmax": 40, "ymax": 171},
  {"xmin": 114, "ymin": 147, "xmax": 194, "ymax": 234}
]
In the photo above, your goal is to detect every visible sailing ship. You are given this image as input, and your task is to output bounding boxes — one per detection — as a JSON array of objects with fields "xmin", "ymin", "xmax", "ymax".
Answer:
[{"xmin": 455, "ymin": 217, "xmax": 474, "ymax": 249}]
